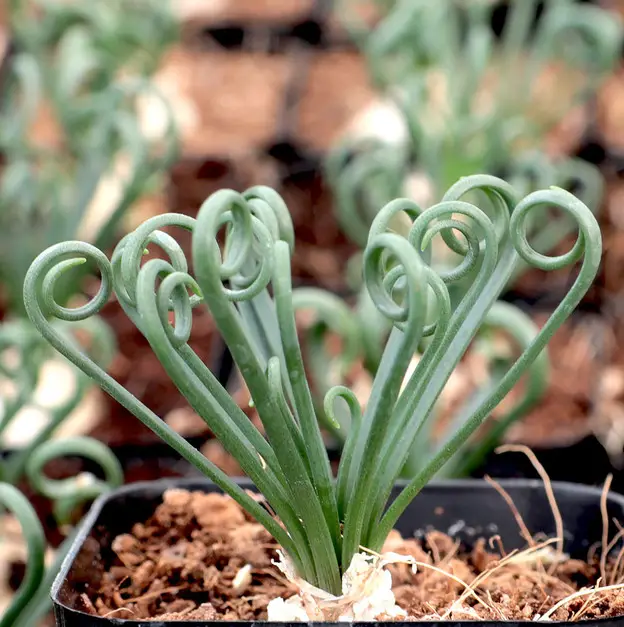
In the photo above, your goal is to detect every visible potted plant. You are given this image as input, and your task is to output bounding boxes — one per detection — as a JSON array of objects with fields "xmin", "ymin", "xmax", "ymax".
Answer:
[
  {"xmin": 0, "ymin": 0, "xmax": 188, "ymax": 455},
  {"xmin": 0, "ymin": 436, "xmax": 123, "ymax": 627},
  {"xmin": 23, "ymin": 175, "xmax": 613, "ymax": 621},
  {"xmin": 325, "ymin": 0, "xmax": 619, "ymax": 299}
]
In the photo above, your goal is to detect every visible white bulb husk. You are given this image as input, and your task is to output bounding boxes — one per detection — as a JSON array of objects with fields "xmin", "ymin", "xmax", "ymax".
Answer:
[{"xmin": 267, "ymin": 550, "xmax": 416, "ymax": 622}]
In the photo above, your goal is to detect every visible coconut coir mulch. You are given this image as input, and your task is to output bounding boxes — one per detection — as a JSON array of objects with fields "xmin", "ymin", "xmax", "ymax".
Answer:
[{"xmin": 84, "ymin": 489, "xmax": 624, "ymax": 622}]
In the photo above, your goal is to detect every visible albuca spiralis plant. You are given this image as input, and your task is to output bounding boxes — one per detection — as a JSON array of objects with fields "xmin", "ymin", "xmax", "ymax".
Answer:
[
  {"xmin": 24, "ymin": 175, "xmax": 600, "ymax": 594},
  {"xmin": 1, "ymin": 439, "xmax": 123, "ymax": 627},
  {"xmin": 0, "ymin": 319, "xmax": 122, "ymax": 627},
  {"xmin": 0, "ymin": 0, "xmax": 178, "ymax": 313},
  {"xmin": 328, "ymin": 0, "xmax": 616, "ymax": 266}
]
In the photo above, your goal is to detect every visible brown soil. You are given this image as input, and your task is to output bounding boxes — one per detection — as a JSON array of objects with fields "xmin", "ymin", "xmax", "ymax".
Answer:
[
  {"xmin": 597, "ymin": 66, "xmax": 624, "ymax": 151},
  {"xmin": 282, "ymin": 170, "xmax": 358, "ymax": 289},
  {"xmin": 152, "ymin": 48, "xmax": 292, "ymax": 159},
  {"xmin": 294, "ymin": 51, "xmax": 376, "ymax": 152},
  {"xmin": 82, "ymin": 489, "xmax": 624, "ymax": 621},
  {"xmin": 82, "ymin": 490, "xmax": 291, "ymax": 621},
  {"xmin": 504, "ymin": 315, "xmax": 602, "ymax": 448}
]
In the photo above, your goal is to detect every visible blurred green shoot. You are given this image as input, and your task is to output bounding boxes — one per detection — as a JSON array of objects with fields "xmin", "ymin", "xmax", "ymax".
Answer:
[
  {"xmin": 327, "ymin": 0, "xmax": 617, "ymax": 270},
  {"xmin": 0, "ymin": 437, "xmax": 123, "ymax": 627},
  {"xmin": 0, "ymin": 0, "xmax": 179, "ymax": 313},
  {"xmin": 0, "ymin": 312, "xmax": 121, "ymax": 626}
]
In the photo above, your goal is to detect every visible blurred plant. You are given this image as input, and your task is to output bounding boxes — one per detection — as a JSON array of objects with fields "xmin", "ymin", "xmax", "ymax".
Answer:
[
  {"xmin": 0, "ymin": 312, "xmax": 136, "ymax": 621},
  {"xmin": 328, "ymin": 0, "xmax": 617, "ymax": 263},
  {"xmin": 0, "ymin": 317, "xmax": 116, "ymax": 485},
  {"xmin": 0, "ymin": 4, "xmax": 172, "ymax": 621},
  {"xmin": 0, "ymin": 0, "xmax": 178, "ymax": 313},
  {"xmin": 8, "ymin": 0, "xmax": 177, "ymax": 75},
  {"xmin": 354, "ymin": 0, "xmax": 620, "ymax": 189},
  {"xmin": 23, "ymin": 175, "xmax": 600, "ymax": 593},
  {"xmin": 326, "ymin": 139, "xmax": 407, "ymax": 250},
  {"xmin": 0, "ymin": 437, "xmax": 123, "ymax": 627}
]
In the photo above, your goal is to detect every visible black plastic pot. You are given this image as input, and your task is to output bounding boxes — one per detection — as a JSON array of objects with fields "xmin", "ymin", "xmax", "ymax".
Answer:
[{"xmin": 53, "ymin": 477, "xmax": 624, "ymax": 626}]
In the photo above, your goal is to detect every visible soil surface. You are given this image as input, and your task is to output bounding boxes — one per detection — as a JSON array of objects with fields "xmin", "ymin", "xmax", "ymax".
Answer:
[
  {"xmin": 505, "ymin": 315, "xmax": 602, "ymax": 448},
  {"xmin": 294, "ymin": 51, "xmax": 376, "ymax": 152},
  {"xmin": 282, "ymin": 170, "xmax": 359, "ymax": 289},
  {"xmin": 152, "ymin": 48, "xmax": 293, "ymax": 158},
  {"xmin": 83, "ymin": 489, "xmax": 624, "ymax": 621}
]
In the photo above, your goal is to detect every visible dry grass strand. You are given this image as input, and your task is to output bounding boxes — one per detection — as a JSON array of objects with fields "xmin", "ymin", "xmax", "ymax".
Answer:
[
  {"xmin": 600, "ymin": 474, "xmax": 614, "ymax": 583},
  {"xmin": 539, "ymin": 583, "xmax": 624, "ymax": 621},
  {"xmin": 484, "ymin": 475, "xmax": 534, "ymax": 546},
  {"xmin": 496, "ymin": 445, "xmax": 563, "ymax": 568}
]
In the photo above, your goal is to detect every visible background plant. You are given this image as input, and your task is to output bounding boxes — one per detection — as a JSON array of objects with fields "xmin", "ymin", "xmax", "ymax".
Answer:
[
  {"xmin": 352, "ymin": 0, "xmax": 621, "ymax": 194},
  {"xmin": 0, "ymin": 4, "xmax": 176, "ymax": 620},
  {"xmin": 0, "ymin": 314, "xmax": 119, "ymax": 624},
  {"xmin": 23, "ymin": 175, "xmax": 601, "ymax": 593},
  {"xmin": 0, "ymin": 0, "xmax": 178, "ymax": 313},
  {"xmin": 327, "ymin": 0, "xmax": 618, "ymax": 273},
  {"xmin": 0, "ymin": 316, "xmax": 116, "ymax": 485},
  {"xmin": 0, "ymin": 437, "xmax": 123, "ymax": 627}
]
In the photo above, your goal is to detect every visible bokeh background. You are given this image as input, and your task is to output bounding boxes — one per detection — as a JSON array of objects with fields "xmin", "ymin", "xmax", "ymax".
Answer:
[{"xmin": 4, "ymin": 0, "xmax": 624, "ymax": 623}]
